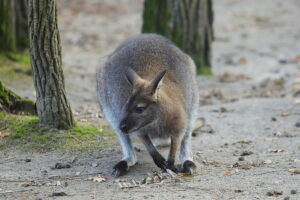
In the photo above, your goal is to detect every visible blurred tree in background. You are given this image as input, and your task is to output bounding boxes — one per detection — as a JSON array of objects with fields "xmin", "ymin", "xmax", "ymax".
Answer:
[
  {"xmin": 142, "ymin": 0, "xmax": 214, "ymax": 74},
  {"xmin": 15, "ymin": 0, "xmax": 29, "ymax": 50},
  {"xmin": 28, "ymin": 0, "xmax": 74, "ymax": 129},
  {"xmin": 0, "ymin": 0, "xmax": 16, "ymax": 52},
  {"xmin": 0, "ymin": 0, "xmax": 29, "ymax": 52}
]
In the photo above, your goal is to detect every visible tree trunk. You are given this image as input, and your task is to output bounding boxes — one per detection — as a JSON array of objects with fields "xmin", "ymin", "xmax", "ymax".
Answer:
[
  {"xmin": 15, "ymin": 0, "xmax": 29, "ymax": 50},
  {"xmin": 0, "ymin": 0, "xmax": 16, "ymax": 52},
  {"xmin": 142, "ymin": 0, "xmax": 214, "ymax": 74},
  {"xmin": 28, "ymin": 0, "xmax": 74, "ymax": 129},
  {"xmin": 0, "ymin": 80, "xmax": 36, "ymax": 114}
]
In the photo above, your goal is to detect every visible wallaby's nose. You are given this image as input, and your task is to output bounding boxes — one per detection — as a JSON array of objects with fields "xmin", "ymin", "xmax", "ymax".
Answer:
[{"xmin": 119, "ymin": 123, "xmax": 128, "ymax": 133}]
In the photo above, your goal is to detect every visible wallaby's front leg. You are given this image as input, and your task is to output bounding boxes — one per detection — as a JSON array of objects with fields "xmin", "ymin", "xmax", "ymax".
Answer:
[
  {"xmin": 167, "ymin": 136, "xmax": 181, "ymax": 172},
  {"xmin": 112, "ymin": 131, "xmax": 137, "ymax": 177},
  {"xmin": 179, "ymin": 132, "xmax": 196, "ymax": 174},
  {"xmin": 139, "ymin": 134, "xmax": 167, "ymax": 170}
]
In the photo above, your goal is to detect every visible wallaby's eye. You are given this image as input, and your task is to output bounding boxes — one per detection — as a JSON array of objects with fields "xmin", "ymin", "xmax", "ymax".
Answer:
[{"xmin": 135, "ymin": 106, "xmax": 145, "ymax": 114}]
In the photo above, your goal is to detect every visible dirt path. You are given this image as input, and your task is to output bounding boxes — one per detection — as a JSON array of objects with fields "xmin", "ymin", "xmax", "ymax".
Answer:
[{"xmin": 1, "ymin": 0, "xmax": 300, "ymax": 199}]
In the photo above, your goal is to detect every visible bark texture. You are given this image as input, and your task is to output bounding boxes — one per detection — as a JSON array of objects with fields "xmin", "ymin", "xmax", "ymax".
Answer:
[
  {"xmin": 0, "ymin": 0, "xmax": 16, "ymax": 52},
  {"xmin": 0, "ymin": 81, "xmax": 36, "ymax": 114},
  {"xmin": 142, "ymin": 0, "xmax": 214, "ymax": 74},
  {"xmin": 15, "ymin": 0, "xmax": 29, "ymax": 49},
  {"xmin": 28, "ymin": 0, "xmax": 74, "ymax": 129}
]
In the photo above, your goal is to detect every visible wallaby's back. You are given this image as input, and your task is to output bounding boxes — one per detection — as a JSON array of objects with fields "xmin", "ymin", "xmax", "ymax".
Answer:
[{"xmin": 97, "ymin": 34, "xmax": 198, "ymax": 129}]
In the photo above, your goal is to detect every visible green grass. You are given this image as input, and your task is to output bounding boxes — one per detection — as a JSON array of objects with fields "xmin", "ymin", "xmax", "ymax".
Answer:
[
  {"xmin": 0, "ymin": 51, "xmax": 32, "ymax": 80},
  {"xmin": 197, "ymin": 65, "xmax": 213, "ymax": 75},
  {"xmin": 0, "ymin": 112, "xmax": 117, "ymax": 152}
]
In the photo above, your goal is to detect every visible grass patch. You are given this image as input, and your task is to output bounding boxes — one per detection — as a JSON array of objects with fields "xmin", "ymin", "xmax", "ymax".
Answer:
[
  {"xmin": 197, "ymin": 65, "xmax": 213, "ymax": 75},
  {"xmin": 0, "ymin": 112, "xmax": 117, "ymax": 152},
  {"xmin": 0, "ymin": 51, "xmax": 32, "ymax": 82}
]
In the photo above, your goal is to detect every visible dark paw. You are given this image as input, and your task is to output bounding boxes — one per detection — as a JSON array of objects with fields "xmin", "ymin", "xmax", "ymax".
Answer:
[
  {"xmin": 112, "ymin": 160, "xmax": 128, "ymax": 177},
  {"xmin": 181, "ymin": 160, "xmax": 196, "ymax": 174},
  {"xmin": 153, "ymin": 153, "xmax": 167, "ymax": 170},
  {"xmin": 167, "ymin": 163, "xmax": 179, "ymax": 173}
]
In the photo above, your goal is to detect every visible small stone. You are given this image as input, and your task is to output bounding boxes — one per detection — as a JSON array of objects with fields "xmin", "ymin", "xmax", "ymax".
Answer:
[
  {"xmin": 232, "ymin": 162, "xmax": 240, "ymax": 168},
  {"xmin": 266, "ymin": 191, "xmax": 273, "ymax": 196},
  {"xmin": 25, "ymin": 158, "xmax": 31, "ymax": 162},
  {"xmin": 266, "ymin": 191, "xmax": 283, "ymax": 197},
  {"xmin": 264, "ymin": 159, "xmax": 272, "ymax": 164},
  {"xmin": 238, "ymin": 157, "xmax": 245, "ymax": 161},
  {"xmin": 295, "ymin": 122, "xmax": 300, "ymax": 128},
  {"xmin": 291, "ymin": 190, "xmax": 297, "ymax": 194},
  {"xmin": 240, "ymin": 151, "xmax": 253, "ymax": 156},
  {"xmin": 284, "ymin": 197, "xmax": 290, "ymax": 200},
  {"xmin": 220, "ymin": 107, "xmax": 228, "ymax": 112},
  {"xmin": 54, "ymin": 163, "xmax": 71, "ymax": 169},
  {"xmin": 134, "ymin": 147, "xmax": 141, "ymax": 152},
  {"xmin": 41, "ymin": 170, "xmax": 48, "ymax": 175},
  {"xmin": 279, "ymin": 59, "xmax": 288, "ymax": 64},
  {"xmin": 273, "ymin": 131, "xmax": 282, "ymax": 136},
  {"xmin": 50, "ymin": 192, "xmax": 67, "ymax": 197},
  {"xmin": 92, "ymin": 163, "xmax": 98, "ymax": 167},
  {"xmin": 271, "ymin": 117, "xmax": 277, "ymax": 121}
]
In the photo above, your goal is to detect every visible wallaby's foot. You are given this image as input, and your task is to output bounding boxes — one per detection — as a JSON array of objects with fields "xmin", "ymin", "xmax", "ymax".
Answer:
[
  {"xmin": 112, "ymin": 160, "xmax": 129, "ymax": 177},
  {"xmin": 181, "ymin": 160, "xmax": 196, "ymax": 174},
  {"xmin": 167, "ymin": 163, "xmax": 179, "ymax": 173},
  {"xmin": 153, "ymin": 153, "xmax": 167, "ymax": 170}
]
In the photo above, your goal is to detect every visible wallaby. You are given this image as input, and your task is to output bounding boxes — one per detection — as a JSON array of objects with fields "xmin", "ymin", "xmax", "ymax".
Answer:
[{"xmin": 96, "ymin": 34, "xmax": 199, "ymax": 177}]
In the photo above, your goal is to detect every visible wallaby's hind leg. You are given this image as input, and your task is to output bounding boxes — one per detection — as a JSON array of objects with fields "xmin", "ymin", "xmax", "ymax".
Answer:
[
  {"xmin": 139, "ymin": 134, "xmax": 167, "ymax": 170},
  {"xmin": 179, "ymin": 132, "xmax": 196, "ymax": 174},
  {"xmin": 112, "ymin": 130, "xmax": 137, "ymax": 177}
]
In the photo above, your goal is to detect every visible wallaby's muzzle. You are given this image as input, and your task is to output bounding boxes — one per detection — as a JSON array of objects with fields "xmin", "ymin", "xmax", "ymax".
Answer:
[{"xmin": 119, "ymin": 121, "xmax": 129, "ymax": 133}]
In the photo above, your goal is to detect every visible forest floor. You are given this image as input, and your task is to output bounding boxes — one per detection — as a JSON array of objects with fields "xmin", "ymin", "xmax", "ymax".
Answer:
[{"xmin": 1, "ymin": 0, "xmax": 300, "ymax": 199}]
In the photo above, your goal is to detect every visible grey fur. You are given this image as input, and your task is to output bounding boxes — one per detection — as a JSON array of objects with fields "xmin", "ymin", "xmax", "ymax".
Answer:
[{"xmin": 96, "ymin": 34, "xmax": 199, "ymax": 173}]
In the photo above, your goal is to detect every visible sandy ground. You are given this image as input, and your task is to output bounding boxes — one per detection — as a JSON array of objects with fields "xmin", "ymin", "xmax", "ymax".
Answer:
[{"xmin": 1, "ymin": 0, "xmax": 300, "ymax": 199}]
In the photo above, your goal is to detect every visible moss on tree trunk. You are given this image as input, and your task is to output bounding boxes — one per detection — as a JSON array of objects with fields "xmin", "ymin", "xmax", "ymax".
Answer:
[
  {"xmin": 0, "ymin": 0, "xmax": 16, "ymax": 52},
  {"xmin": 142, "ymin": 0, "xmax": 214, "ymax": 74},
  {"xmin": 0, "ymin": 81, "xmax": 36, "ymax": 114},
  {"xmin": 28, "ymin": 0, "xmax": 75, "ymax": 129}
]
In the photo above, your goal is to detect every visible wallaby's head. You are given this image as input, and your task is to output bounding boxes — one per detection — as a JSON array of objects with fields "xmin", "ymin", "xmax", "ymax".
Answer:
[{"xmin": 119, "ymin": 68, "xmax": 167, "ymax": 134}]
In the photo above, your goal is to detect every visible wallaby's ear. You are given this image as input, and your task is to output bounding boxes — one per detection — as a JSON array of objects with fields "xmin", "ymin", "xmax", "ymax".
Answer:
[
  {"xmin": 150, "ymin": 70, "xmax": 167, "ymax": 93},
  {"xmin": 125, "ymin": 68, "xmax": 141, "ymax": 86}
]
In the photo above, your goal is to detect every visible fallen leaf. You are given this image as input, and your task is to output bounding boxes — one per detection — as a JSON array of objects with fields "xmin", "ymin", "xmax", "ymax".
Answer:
[
  {"xmin": 239, "ymin": 57, "xmax": 247, "ymax": 64},
  {"xmin": 290, "ymin": 55, "xmax": 300, "ymax": 63},
  {"xmin": 281, "ymin": 112, "xmax": 290, "ymax": 117},
  {"xmin": 114, "ymin": 179, "xmax": 128, "ymax": 183},
  {"xmin": 240, "ymin": 164, "xmax": 252, "ymax": 170},
  {"xmin": 269, "ymin": 149, "xmax": 285, "ymax": 153},
  {"xmin": 266, "ymin": 191, "xmax": 283, "ymax": 197},
  {"xmin": 50, "ymin": 192, "xmax": 67, "ymax": 196},
  {"xmin": 264, "ymin": 137, "xmax": 279, "ymax": 141},
  {"xmin": 234, "ymin": 189, "xmax": 244, "ymax": 193},
  {"xmin": 178, "ymin": 173, "xmax": 196, "ymax": 177},
  {"xmin": 88, "ymin": 175, "xmax": 107, "ymax": 182},
  {"xmin": 224, "ymin": 171, "xmax": 234, "ymax": 175},
  {"xmin": 288, "ymin": 168, "xmax": 300, "ymax": 174},
  {"xmin": 118, "ymin": 180, "xmax": 139, "ymax": 189}
]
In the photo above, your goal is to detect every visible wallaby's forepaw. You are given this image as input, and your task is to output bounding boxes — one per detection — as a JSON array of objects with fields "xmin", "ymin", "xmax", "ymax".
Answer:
[
  {"xmin": 167, "ymin": 163, "xmax": 179, "ymax": 173},
  {"xmin": 112, "ymin": 160, "xmax": 128, "ymax": 177},
  {"xmin": 153, "ymin": 153, "xmax": 167, "ymax": 170},
  {"xmin": 181, "ymin": 160, "xmax": 196, "ymax": 174}
]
